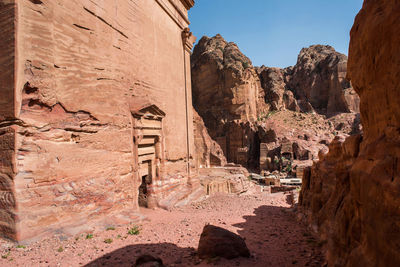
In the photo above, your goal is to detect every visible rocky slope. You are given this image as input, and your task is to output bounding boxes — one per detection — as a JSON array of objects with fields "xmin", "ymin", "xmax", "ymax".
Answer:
[
  {"xmin": 300, "ymin": 0, "xmax": 400, "ymax": 266},
  {"xmin": 191, "ymin": 35, "xmax": 360, "ymax": 172}
]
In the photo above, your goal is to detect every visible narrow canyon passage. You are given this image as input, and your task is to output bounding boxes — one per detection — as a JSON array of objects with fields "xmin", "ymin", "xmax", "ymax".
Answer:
[{"xmin": 0, "ymin": 191, "xmax": 324, "ymax": 266}]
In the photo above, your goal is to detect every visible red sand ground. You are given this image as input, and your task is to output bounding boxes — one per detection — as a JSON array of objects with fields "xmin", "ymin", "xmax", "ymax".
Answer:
[{"xmin": 0, "ymin": 191, "xmax": 325, "ymax": 266}]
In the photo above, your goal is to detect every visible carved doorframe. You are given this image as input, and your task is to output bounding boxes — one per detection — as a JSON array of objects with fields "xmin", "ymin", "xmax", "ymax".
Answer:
[{"xmin": 130, "ymin": 101, "xmax": 165, "ymax": 208}]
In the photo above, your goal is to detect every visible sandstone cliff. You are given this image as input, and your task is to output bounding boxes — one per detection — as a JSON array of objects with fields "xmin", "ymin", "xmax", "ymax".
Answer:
[
  {"xmin": 192, "ymin": 35, "xmax": 360, "ymax": 171},
  {"xmin": 191, "ymin": 34, "xmax": 266, "ymax": 131},
  {"xmin": 193, "ymin": 109, "xmax": 227, "ymax": 168},
  {"xmin": 300, "ymin": 0, "xmax": 400, "ymax": 266},
  {"xmin": 257, "ymin": 45, "xmax": 360, "ymax": 116},
  {"xmin": 0, "ymin": 0, "xmax": 198, "ymax": 242},
  {"xmin": 287, "ymin": 45, "xmax": 360, "ymax": 116},
  {"xmin": 191, "ymin": 35, "xmax": 266, "ymax": 168}
]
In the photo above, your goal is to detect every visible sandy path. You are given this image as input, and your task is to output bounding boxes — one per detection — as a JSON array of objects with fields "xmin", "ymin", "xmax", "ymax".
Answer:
[{"xmin": 0, "ymin": 191, "xmax": 324, "ymax": 267}]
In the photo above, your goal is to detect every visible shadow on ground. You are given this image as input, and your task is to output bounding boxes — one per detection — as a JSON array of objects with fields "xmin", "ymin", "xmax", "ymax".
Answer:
[
  {"xmin": 85, "ymin": 243, "xmax": 196, "ymax": 267},
  {"xmin": 86, "ymin": 202, "xmax": 324, "ymax": 266},
  {"xmin": 233, "ymin": 205, "xmax": 325, "ymax": 266}
]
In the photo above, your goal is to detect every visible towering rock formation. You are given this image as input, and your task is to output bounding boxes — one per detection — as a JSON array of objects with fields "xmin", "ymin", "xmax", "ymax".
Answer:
[
  {"xmin": 257, "ymin": 67, "xmax": 302, "ymax": 112},
  {"xmin": 300, "ymin": 0, "xmax": 400, "ymax": 266},
  {"xmin": 192, "ymin": 35, "xmax": 360, "ymax": 170},
  {"xmin": 257, "ymin": 45, "xmax": 360, "ymax": 116},
  {"xmin": 287, "ymin": 45, "xmax": 360, "ymax": 116},
  {"xmin": 191, "ymin": 34, "xmax": 266, "ymax": 131},
  {"xmin": 191, "ymin": 34, "xmax": 266, "ymax": 167}
]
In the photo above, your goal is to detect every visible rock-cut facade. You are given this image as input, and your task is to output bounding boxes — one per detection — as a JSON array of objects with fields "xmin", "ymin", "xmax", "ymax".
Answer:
[{"xmin": 0, "ymin": 0, "xmax": 197, "ymax": 242}]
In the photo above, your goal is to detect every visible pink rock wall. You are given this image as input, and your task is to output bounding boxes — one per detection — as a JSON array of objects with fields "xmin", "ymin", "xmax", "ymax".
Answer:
[
  {"xmin": 0, "ymin": 0, "xmax": 196, "ymax": 241},
  {"xmin": 0, "ymin": 1, "xmax": 15, "ymax": 121},
  {"xmin": 0, "ymin": 0, "xmax": 17, "ymax": 240}
]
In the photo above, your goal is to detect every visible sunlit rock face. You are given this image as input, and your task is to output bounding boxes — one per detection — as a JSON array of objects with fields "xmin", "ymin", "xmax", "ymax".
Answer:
[
  {"xmin": 191, "ymin": 34, "xmax": 266, "ymax": 168},
  {"xmin": 192, "ymin": 34, "xmax": 360, "ymax": 171},
  {"xmin": 0, "ymin": 0, "xmax": 198, "ymax": 242},
  {"xmin": 191, "ymin": 34, "xmax": 266, "ymax": 129},
  {"xmin": 287, "ymin": 45, "xmax": 360, "ymax": 117},
  {"xmin": 300, "ymin": 1, "xmax": 400, "ymax": 266},
  {"xmin": 257, "ymin": 45, "xmax": 359, "ymax": 116}
]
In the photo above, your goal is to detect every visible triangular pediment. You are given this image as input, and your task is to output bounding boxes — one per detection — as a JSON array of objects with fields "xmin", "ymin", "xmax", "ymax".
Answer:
[{"xmin": 130, "ymin": 98, "xmax": 165, "ymax": 119}]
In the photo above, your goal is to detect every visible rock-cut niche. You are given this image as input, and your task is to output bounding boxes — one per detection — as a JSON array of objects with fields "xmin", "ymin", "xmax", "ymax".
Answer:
[{"xmin": 130, "ymin": 100, "xmax": 165, "ymax": 208}]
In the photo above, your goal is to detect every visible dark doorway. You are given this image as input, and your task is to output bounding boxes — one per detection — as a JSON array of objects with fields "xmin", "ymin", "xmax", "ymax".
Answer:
[
  {"xmin": 249, "ymin": 132, "xmax": 261, "ymax": 170},
  {"xmin": 138, "ymin": 160, "xmax": 153, "ymax": 208},
  {"xmin": 138, "ymin": 175, "xmax": 148, "ymax": 207},
  {"xmin": 139, "ymin": 175, "xmax": 149, "ymax": 208}
]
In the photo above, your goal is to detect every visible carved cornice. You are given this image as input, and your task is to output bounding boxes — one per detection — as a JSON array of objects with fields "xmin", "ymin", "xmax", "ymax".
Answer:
[
  {"xmin": 182, "ymin": 28, "xmax": 196, "ymax": 52},
  {"xmin": 156, "ymin": 0, "xmax": 191, "ymax": 29},
  {"xmin": 180, "ymin": 0, "xmax": 195, "ymax": 10}
]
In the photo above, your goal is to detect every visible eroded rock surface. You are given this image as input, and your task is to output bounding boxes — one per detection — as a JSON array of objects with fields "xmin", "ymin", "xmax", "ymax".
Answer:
[
  {"xmin": 300, "ymin": 1, "xmax": 400, "ymax": 266},
  {"xmin": 192, "ymin": 34, "xmax": 360, "ymax": 172},
  {"xmin": 191, "ymin": 34, "xmax": 266, "ymax": 131},
  {"xmin": 0, "ymin": 0, "xmax": 198, "ymax": 242},
  {"xmin": 193, "ymin": 109, "xmax": 227, "ymax": 168},
  {"xmin": 287, "ymin": 45, "xmax": 360, "ymax": 116}
]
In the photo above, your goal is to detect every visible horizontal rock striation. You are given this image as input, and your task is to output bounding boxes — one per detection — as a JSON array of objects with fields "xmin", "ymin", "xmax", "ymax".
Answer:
[
  {"xmin": 0, "ymin": 0, "xmax": 17, "ymax": 240},
  {"xmin": 0, "ymin": 0, "xmax": 198, "ymax": 242}
]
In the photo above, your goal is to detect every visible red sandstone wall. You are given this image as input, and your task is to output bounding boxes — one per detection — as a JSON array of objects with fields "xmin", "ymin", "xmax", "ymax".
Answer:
[
  {"xmin": 10, "ymin": 0, "xmax": 194, "ymax": 241},
  {"xmin": 0, "ymin": 126, "xmax": 17, "ymax": 240},
  {"xmin": 0, "ymin": 0, "xmax": 15, "ymax": 121},
  {"xmin": 0, "ymin": 0, "xmax": 17, "ymax": 240},
  {"xmin": 300, "ymin": 1, "xmax": 400, "ymax": 266}
]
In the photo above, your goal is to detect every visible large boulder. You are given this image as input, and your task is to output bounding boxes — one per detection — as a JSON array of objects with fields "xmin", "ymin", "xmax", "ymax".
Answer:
[{"xmin": 197, "ymin": 225, "xmax": 250, "ymax": 259}]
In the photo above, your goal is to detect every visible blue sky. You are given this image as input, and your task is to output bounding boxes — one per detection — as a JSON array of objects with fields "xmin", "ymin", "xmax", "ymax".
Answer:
[{"xmin": 189, "ymin": 0, "xmax": 364, "ymax": 68}]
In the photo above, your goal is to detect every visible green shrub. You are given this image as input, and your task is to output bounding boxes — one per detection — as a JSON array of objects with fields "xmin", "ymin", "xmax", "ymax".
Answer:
[
  {"xmin": 128, "ymin": 226, "xmax": 140, "ymax": 235},
  {"xmin": 2, "ymin": 252, "xmax": 10, "ymax": 259},
  {"xmin": 104, "ymin": 238, "xmax": 113, "ymax": 244},
  {"xmin": 284, "ymin": 162, "xmax": 293, "ymax": 173},
  {"xmin": 86, "ymin": 233, "xmax": 94, "ymax": 239}
]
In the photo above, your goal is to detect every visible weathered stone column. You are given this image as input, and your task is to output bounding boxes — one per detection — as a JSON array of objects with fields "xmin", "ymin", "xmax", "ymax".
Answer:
[{"xmin": 182, "ymin": 28, "xmax": 196, "ymax": 178}]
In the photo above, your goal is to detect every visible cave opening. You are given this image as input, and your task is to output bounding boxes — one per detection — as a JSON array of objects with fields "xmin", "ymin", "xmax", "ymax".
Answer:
[{"xmin": 249, "ymin": 132, "xmax": 261, "ymax": 170}]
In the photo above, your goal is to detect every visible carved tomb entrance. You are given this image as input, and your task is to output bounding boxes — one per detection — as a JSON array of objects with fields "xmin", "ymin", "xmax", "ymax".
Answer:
[{"xmin": 131, "ymin": 103, "xmax": 165, "ymax": 208}]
